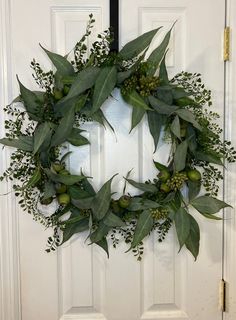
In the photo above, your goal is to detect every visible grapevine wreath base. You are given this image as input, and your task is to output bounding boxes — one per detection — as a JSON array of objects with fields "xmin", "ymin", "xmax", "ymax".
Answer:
[{"xmin": 1, "ymin": 15, "xmax": 235, "ymax": 260}]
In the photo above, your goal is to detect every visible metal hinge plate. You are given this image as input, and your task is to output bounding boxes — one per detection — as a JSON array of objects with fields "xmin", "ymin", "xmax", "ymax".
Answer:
[
  {"xmin": 219, "ymin": 279, "xmax": 226, "ymax": 312},
  {"xmin": 224, "ymin": 27, "xmax": 230, "ymax": 61}
]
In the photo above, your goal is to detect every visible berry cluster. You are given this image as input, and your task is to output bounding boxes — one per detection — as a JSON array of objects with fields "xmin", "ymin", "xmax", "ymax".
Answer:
[
  {"xmin": 121, "ymin": 73, "xmax": 159, "ymax": 97},
  {"xmin": 121, "ymin": 75, "xmax": 138, "ymax": 95},
  {"xmin": 150, "ymin": 208, "xmax": 169, "ymax": 220},
  {"xmin": 137, "ymin": 75, "xmax": 159, "ymax": 97},
  {"xmin": 166, "ymin": 172, "xmax": 188, "ymax": 191}
]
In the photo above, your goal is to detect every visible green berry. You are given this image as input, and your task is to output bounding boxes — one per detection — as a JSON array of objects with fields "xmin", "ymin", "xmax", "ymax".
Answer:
[
  {"xmin": 54, "ymin": 89, "xmax": 63, "ymax": 101},
  {"xmin": 57, "ymin": 193, "xmax": 71, "ymax": 205},
  {"xmin": 111, "ymin": 200, "xmax": 121, "ymax": 213},
  {"xmin": 158, "ymin": 169, "xmax": 171, "ymax": 182},
  {"xmin": 187, "ymin": 169, "xmax": 201, "ymax": 181},
  {"xmin": 118, "ymin": 195, "xmax": 131, "ymax": 208},
  {"xmin": 160, "ymin": 183, "xmax": 171, "ymax": 193}
]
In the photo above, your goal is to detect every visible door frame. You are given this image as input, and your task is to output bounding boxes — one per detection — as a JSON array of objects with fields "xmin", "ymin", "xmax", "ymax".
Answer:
[
  {"xmin": 0, "ymin": 0, "xmax": 236, "ymax": 319},
  {"xmin": 224, "ymin": 0, "xmax": 236, "ymax": 318},
  {"xmin": 0, "ymin": 0, "xmax": 21, "ymax": 320}
]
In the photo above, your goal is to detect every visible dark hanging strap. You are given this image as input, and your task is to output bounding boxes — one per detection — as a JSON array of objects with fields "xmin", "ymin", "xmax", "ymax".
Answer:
[{"xmin": 110, "ymin": 0, "xmax": 119, "ymax": 52}]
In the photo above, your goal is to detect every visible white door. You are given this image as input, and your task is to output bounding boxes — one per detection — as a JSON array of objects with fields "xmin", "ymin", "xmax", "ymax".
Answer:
[{"xmin": 0, "ymin": 1, "xmax": 227, "ymax": 320}]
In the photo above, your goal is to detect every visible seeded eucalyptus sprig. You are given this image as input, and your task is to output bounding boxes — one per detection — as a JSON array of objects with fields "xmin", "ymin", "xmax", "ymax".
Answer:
[{"xmin": 0, "ymin": 16, "xmax": 235, "ymax": 261}]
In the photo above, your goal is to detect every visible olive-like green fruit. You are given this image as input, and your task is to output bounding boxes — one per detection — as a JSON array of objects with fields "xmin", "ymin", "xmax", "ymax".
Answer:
[
  {"xmin": 52, "ymin": 162, "xmax": 64, "ymax": 173},
  {"xmin": 187, "ymin": 169, "xmax": 201, "ymax": 181},
  {"xmin": 40, "ymin": 197, "xmax": 53, "ymax": 205},
  {"xmin": 158, "ymin": 169, "xmax": 170, "ymax": 182},
  {"xmin": 111, "ymin": 200, "xmax": 121, "ymax": 214},
  {"xmin": 118, "ymin": 195, "xmax": 131, "ymax": 208},
  {"xmin": 54, "ymin": 89, "xmax": 63, "ymax": 101},
  {"xmin": 63, "ymin": 85, "xmax": 70, "ymax": 95},
  {"xmin": 55, "ymin": 183, "xmax": 67, "ymax": 194},
  {"xmin": 59, "ymin": 169, "xmax": 70, "ymax": 175},
  {"xmin": 160, "ymin": 183, "xmax": 171, "ymax": 193},
  {"xmin": 57, "ymin": 193, "xmax": 71, "ymax": 205}
]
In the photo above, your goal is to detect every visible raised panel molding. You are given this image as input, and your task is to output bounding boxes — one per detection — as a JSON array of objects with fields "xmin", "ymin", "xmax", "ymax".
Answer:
[
  {"xmin": 0, "ymin": 1, "xmax": 21, "ymax": 320},
  {"xmin": 139, "ymin": 7, "xmax": 186, "ymax": 76},
  {"xmin": 140, "ymin": 120, "xmax": 189, "ymax": 319},
  {"xmin": 51, "ymin": 6, "xmax": 103, "ymax": 54},
  {"xmin": 52, "ymin": 7, "xmax": 107, "ymax": 319}
]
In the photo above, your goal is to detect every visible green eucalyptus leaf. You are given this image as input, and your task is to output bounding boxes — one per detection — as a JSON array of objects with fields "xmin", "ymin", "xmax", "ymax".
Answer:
[
  {"xmin": 55, "ymin": 67, "xmax": 100, "ymax": 111},
  {"xmin": 33, "ymin": 122, "xmax": 53, "ymax": 154},
  {"xmin": 119, "ymin": 28, "xmax": 161, "ymax": 60},
  {"xmin": 159, "ymin": 52, "xmax": 169, "ymax": 84},
  {"xmin": 68, "ymin": 185, "xmax": 91, "ymax": 200},
  {"xmin": 96, "ymin": 238, "xmax": 109, "ymax": 257},
  {"xmin": 40, "ymin": 45, "xmax": 74, "ymax": 76},
  {"xmin": 61, "ymin": 75, "xmax": 77, "ymax": 85},
  {"xmin": 80, "ymin": 177, "xmax": 96, "ymax": 196},
  {"xmin": 174, "ymin": 207, "xmax": 191, "ymax": 250},
  {"xmin": 147, "ymin": 111, "xmax": 166, "ymax": 152},
  {"xmin": 131, "ymin": 105, "xmax": 146, "ymax": 131},
  {"xmin": 130, "ymin": 209, "xmax": 154, "ymax": 249},
  {"xmin": 194, "ymin": 151, "xmax": 223, "ymax": 165},
  {"xmin": 186, "ymin": 126, "xmax": 197, "ymax": 152},
  {"xmin": 185, "ymin": 214, "xmax": 200, "ymax": 260},
  {"xmin": 188, "ymin": 180, "xmax": 201, "ymax": 201},
  {"xmin": 149, "ymin": 96, "xmax": 178, "ymax": 115},
  {"xmin": 117, "ymin": 69, "xmax": 133, "ymax": 84},
  {"xmin": 51, "ymin": 107, "xmax": 75, "ymax": 147},
  {"xmin": 44, "ymin": 169, "xmax": 85, "ymax": 185},
  {"xmin": 126, "ymin": 178, "xmax": 157, "ymax": 193},
  {"xmin": 23, "ymin": 167, "xmax": 41, "ymax": 189},
  {"xmin": 147, "ymin": 25, "xmax": 174, "ymax": 76},
  {"xmin": 156, "ymin": 86, "xmax": 173, "ymax": 105},
  {"xmin": 123, "ymin": 90, "xmax": 151, "ymax": 111},
  {"xmin": 92, "ymin": 66, "xmax": 117, "ymax": 113},
  {"xmin": 127, "ymin": 198, "xmax": 159, "ymax": 211},
  {"xmin": 201, "ymin": 213, "xmax": 222, "ymax": 220},
  {"xmin": 175, "ymin": 109, "xmax": 202, "ymax": 131},
  {"xmin": 0, "ymin": 136, "xmax": 33, "ymax": 152},
  {"xmin": 62, "ymin": 217, "xmax": 89, "ymax": 244},
  {"xmin": 123, "ymin": 91, "xmax": 150, "ymax": 131},
  {"xmin": 174, "ymin": 140, "xmax": 188, "ymax": 172},
  {"xmin": 43, "ymin": 181, "xmax": 56, "ymax": 200},
  {"xmin": 60, "ymin": 151, "xmax": 72, "ymax": 163},
  {"xmin": 172, "ymin": 87, "xmax": 191, "ymax": 99},
  {"xmin": 103, "ymin": 211, "xmax": 126, "ymax": 227},
  {"xmin": 67, "ymin": 128, "xmax": 89, "ymax": 146},
  {"xmin": 175, "ymin": 97, "xmax": 197, "ymax": 107},
  {"xmin": 153, "ymin": 161, "xmax": 168, "ymax": 171},
  {"xmin": 90, "ymin": 222, "xmax": 110, "ymax": 243},
  {"xmin": 191, "ymin": 196, "xmax": 231, "ymax": 214},
  {"xmin": 17, "ymin": 77, "xmax": 42, "ymax": 121},
  {"xmin": 127, "ymin": 197, "xmax": 144, "ymax": 211},
  {"xmin": 72, "ymin": 197, "xmax": 94, "ymax": 209},
  {"xmin": 170, "ymin": 115, "xmax": 181, "ymax": 139},
  {"xmin": 91, "ymin": 174, "xmax": 117, "ymax": 221}
]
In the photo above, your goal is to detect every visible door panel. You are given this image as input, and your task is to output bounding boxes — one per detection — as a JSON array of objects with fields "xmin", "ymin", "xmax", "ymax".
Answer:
[{"xmin": 0, "ymin": 1, "xmax": 226, "ymax": 320}]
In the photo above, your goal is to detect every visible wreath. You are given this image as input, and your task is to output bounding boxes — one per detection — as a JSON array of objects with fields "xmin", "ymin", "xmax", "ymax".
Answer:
[{"xmin": 1, "ymin": 15, "xmax": 235, "ymax": 260}]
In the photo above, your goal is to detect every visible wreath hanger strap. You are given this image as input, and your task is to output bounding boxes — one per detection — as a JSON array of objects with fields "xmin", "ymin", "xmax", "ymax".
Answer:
[{"xmin": 110, "ymin": 0, "xmax": 119, "ymax": 52}]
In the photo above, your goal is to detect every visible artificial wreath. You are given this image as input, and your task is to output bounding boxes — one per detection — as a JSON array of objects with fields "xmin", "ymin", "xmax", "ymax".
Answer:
[{"xmin": 1, "ymin": 15, "xmax": 235, "ymax": 260}]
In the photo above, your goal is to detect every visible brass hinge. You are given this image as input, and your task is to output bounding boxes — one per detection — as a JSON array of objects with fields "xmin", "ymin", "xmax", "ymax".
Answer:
[
  {"xmin": 219, "ymin": 279, "xmax": 227, "ymax": 312},
  {"xmin": 224, "ymin": 27, "xmax": 230, "ymax": 61}
]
